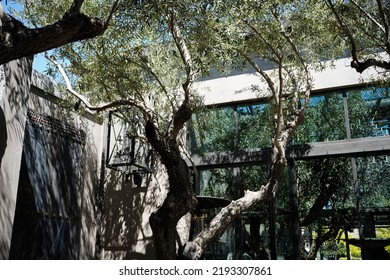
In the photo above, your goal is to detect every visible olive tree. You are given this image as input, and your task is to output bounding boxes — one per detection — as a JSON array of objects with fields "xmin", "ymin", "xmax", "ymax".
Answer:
[
  {"xmin": 181, "ymin": 0, "xmax": 328, "ymax": 258},
  {"xmin": 27, "ymin": 0, "xmax": 333, "ymax": 259},
  {"xmin": 45, "ymin": 0, "xmax": 218, "ymax": 259}
]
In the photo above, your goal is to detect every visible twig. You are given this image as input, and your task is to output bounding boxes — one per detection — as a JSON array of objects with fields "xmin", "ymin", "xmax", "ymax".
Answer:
[
  {"xmin": 350, "ymin": 0, "xmax": 385, "ymax": 33},
  {"xmin": 104, "ymin": 0, "xmax": 122, "ymax": 29}
]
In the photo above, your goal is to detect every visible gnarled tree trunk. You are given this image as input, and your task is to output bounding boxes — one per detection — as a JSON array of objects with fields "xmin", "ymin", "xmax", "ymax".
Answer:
[
  {"xmin": 183, "ymin": 147, "xmax": 288, "ymax": 259},
  {"xmin": 145, "ymin": 120, "xmax": 197, "ymax": 259}
]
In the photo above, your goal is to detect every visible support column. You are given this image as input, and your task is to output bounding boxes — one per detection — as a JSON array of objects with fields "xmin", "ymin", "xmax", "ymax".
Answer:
[
  {"xmin": 233, "ymin": 166, "xmax": 242, "ymax": 259},
  {"xmin": 268, "ymin": 192, "xmax": 277, "ymax": 260},
  {"xmin": 288, "ymin": 159, "xmax": 301, "ymax": 259}
]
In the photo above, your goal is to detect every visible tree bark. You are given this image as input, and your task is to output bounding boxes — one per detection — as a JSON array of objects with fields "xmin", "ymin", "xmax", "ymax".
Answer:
[
  {"xmin": 183, "ymin": 154, "xmax": 286, "ymax": 259},
  {"xmin": 351, "ymin": 58, "xmax": 390, "ymax": 73},
  {"xmin": 300, "ymin": 183, "xmax": 335, "ymax": 227},
  {"xmin": 305, "ymin": 224, "xmax": 340, "ymax": 260},
  {"xmin": 145, "ymin": 120, "xmax": 197, "ymax": 259},
  {"xmin": 0, "ymin": 13, "xmax": 107, "ymax": 65}
]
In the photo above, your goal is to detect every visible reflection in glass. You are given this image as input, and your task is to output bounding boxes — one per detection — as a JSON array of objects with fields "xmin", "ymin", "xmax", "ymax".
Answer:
[
  {"xmin": 237, "ymin": 104, "xmax": 272, "ymax": 149},
  {"xmin": 188, "ymin": 107, "xmax": 235, "ymax": 154},
  {"xmin": 349, "ymin": 87, "xmax": 390, "ymax": 138},
  {"xmin": 198, "ymin": 168, "xmax": 234, "ymax": 200},
  {"xmin": 294, "ymin": 93, "xmax": 345, "ymax": 144},
  {"xmin": 357, "ymin": 155, "xmax": 390, "ymax": 208}
]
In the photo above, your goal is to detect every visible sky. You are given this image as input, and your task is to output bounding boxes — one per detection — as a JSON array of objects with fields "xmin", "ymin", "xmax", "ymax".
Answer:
[{"xmin": 3, "ymin": 1, "xmax": 50, "ymax": 74}]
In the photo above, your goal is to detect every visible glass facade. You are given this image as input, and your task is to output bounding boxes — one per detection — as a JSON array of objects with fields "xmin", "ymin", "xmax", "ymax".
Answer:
[
  {"xmin": 189, "ymin": 86, "xmax": 390, "ymax": 154},
  {"xmin": 188, "ymin": 102, "xmax": 273, "ymax": 154},
  {"xmin": 198, "ymin": 168, "xmax": 235, "ymax": 200},
  {"xmin": 294, "ymin": 93, "xmax": 345, "ymax": 143},
  {"xmin": 237, "ymin": 104, "xmax": 273, "ymax": 150},
  {"xmin": 348, "ymin": 87, "xmax": 390, "ymax": 138},
  {"xmin": 189, "ymin": 85, "xmax": 390, "ymax": 260},
  {"xmin": 188, "ymin": 107, "xmax": 235, "ymax": 153},
  {"xmin": 357, "ymin": 155, "xmax": 390, "ymax": 208}
]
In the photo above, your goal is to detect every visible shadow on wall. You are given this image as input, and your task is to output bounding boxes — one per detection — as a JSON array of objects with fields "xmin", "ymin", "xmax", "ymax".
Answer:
[
  {"xmin": 0, "ymin": 102, "xmax": 8, "ymax": 260},
  {"xmin": 9, "ymin": 116, "xmax": 82, "ymax": 259},
  {"xmin": 0, "ymin": 58, "xmax": 33, "ymax": 260},
  {"xmin": 0, "ymin": 55, "xmax": 102, "ymax": 259},
  {"xmin": 78, "ymin": 125, "xmax": 100, "ymax": 260},
  {"xmin": 0, "ymin": 107, "xmax": 6, "ymax": 169},
  {"xmin": 8, "ymin": 105, "xmax": 100, "ymax": 259},
  {"xmin": 102, "ymin": 154, "xmax": 167, "ymax": 260}
]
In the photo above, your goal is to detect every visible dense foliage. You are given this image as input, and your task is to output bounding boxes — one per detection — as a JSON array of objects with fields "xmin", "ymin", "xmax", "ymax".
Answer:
[{"xmin": 7, "ymin": 0, "xmax": 390, "ymax": 259}]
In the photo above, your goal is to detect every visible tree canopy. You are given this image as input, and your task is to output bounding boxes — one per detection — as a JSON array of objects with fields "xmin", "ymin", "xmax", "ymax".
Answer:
[
  {"xmin": 9, "ymin": 0, "xmax": 390, "ymax": 260},
  {"xmin": 324, "ymin": 0, "xmax": 390, "ymax": 73}
]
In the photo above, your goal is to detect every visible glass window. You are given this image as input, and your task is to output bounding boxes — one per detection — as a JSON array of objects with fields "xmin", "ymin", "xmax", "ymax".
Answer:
[
  {"xmin": 348, "ymin": 87, "xmax": 390, "ymax": 138},
  {"xmin": 297, "ymin": 158, "xmax": 353, "ymax": 219},
  {"xmin": 357, "ymin": 155, "xmax": 390, "ymax": 208},
  {"xmin": 188, "ymin": 85, "xmax": 390, "ymax": 156},
  {"xmin": 198, "ymin": 168, "xmax": 235, "ymax": 200},
  {"xmin": 294, "ymin": 93, "xmax": 346, "ymax": 144},
  {"xmin": 188, "ymin": 102, "xmax": 273, "ymax": 154},
  {"xmin": 237, "ymin": 104, "xmax": 272, "ymax": 149},
  {"xmin": 188, "ymin": 107, "xmax": 235, "ymax": 154},
  {"xmin": 240, "ymin": 165, "xmax": 269, "ymax": 192}
]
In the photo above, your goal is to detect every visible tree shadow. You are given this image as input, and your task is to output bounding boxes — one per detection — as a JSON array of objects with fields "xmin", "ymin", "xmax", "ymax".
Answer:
[
  {"xmin": 0, "ymin": 107, "xmax": 6, "ymax": 169},
  {"xmin": 5, "ymin": 66, "xmax": 102, "ymax": 259},
  {"xmin": 102, "ymin": 149, "xmax": 165, "ymax": 259},
  {"xmin": 0, "ymin": 58, "xmax": 33, "ymax": 259},
  {"xmin": 9, "ymin": 110, "xmax": 85, "ymax": 259}
]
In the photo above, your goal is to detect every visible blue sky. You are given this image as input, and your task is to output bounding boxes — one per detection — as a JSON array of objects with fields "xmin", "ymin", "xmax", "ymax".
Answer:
[
  {"xmin": 3, "ymin": 1, "xmax": 49, "ymax": 73},
  {"xmin": 31, "ymin": 54, "xmax": 49, "ymax": 74}
]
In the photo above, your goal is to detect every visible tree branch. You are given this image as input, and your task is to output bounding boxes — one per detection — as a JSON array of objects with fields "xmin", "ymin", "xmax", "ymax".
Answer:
[
  {"xmin": 305, "ymin": 224, "xmax": 341, "ymax": 260},
  {"xmin": 0, "ymin": 2, "xmax": 11, "ymax": 24},
  {"xmin": 46, "ymin": 54, "xmax": 152, "ymax": 119},
  {"xmin": 183, "ymin": 188, "xmax": 268, "ymax": 259},
  {"xmin": 284, "ymin": 66, "xmax": 311, "ymax": 131},
  {"xmin": 351, "ymin": 57, "xmax": 390, "ymax": 72},
  {"xmin": 67, "ymin": 0, "xmax": 86, "ymax": 15},
  {"xmin": 327, "ymin": 0, "xmax": 390, "ymax": 73},
  {"xmin": 239, "ymin": 51, "xmax": 277, "ymax": 97},
  {"xmin": 326, "ymin": 0, "xmax": 359, "ymax": 66},
  {"xmin": 276, "ymin": 59, "xmax": 284, "ymax": 137},
  {"xmin": 184, "ymin": 155, "xmax": 287, "ymax": 259},
  {"xmin": 167, "ymin": 12, "xmax": 197, "ymax": 140},
  {"xmin": 241, "ymin": 18, "xmax": 282, "ymax": 61},
  {"xmin": 376, "ymin": 0, "xmax": 390, "ymax": 42},
  {"xmin": 104, "ymin": 0, "xmax": 121, "ymax": 29},
  {"xmin": 0, "ymin": 1, "xmax": 119, "ymax": 65},
  {"xmin": 350, "ymin": 0, "xmax": 385, "ymax": 33},
  {"xmin": 168, "ymin": 12, "xmax": 196, "ymax": 104},
  {"xmin": 375, "ymin": 0, "xmax": 390, "ymax": 55}
]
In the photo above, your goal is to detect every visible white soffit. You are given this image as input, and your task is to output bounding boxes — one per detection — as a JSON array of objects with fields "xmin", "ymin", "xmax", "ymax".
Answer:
[{"xmin": 195, "ymin": 55, "xmax": 389, "ymax": 106}]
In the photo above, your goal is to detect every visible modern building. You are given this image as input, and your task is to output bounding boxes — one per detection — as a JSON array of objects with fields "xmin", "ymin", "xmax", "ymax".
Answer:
[
  {"xmin": 0, "ymin": 55, "xmax": 389, "ymax": 260},
  {"xmin": 189, "ymin": 56, "xmax": 390, "ymax": 260}
]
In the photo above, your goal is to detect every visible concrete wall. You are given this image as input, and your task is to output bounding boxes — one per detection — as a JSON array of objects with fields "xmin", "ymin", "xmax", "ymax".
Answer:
[
  {"xmin": 27, "ymin": 73, "xmax": 104, "ymax": 259},
  {"xmin": 101, "ymin": 164, "xmax": 168, "ymax": 259},
  {"xmin": 0, "ymin": 58, "xmax": 173, "ymax": 260},
  {"xmin": 0, "ymin": 60, "xmax": 103, "ymax": 259},
  {"xmin": 0, "ymin": 58, "xmax": 33, "ymax": 259}
]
